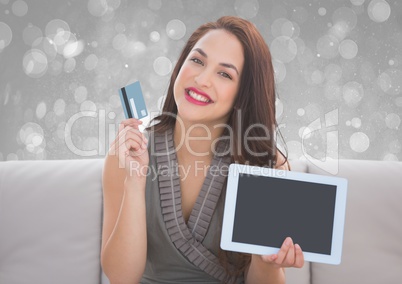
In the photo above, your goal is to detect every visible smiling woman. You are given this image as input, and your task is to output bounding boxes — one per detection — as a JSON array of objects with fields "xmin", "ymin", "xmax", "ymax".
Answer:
[
  {"xmin": 101, "ymin": 16, "xmax": 302, "ymax": 284},
  {"xmin": 173, "ymin": 29, "xmax": 244, "ymax": 127}
]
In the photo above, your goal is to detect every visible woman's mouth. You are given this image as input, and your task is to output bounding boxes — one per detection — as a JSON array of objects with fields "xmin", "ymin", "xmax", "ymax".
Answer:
[{"xmin": 185, "ymin": 88, "xmax": 213, "ymax": 105}]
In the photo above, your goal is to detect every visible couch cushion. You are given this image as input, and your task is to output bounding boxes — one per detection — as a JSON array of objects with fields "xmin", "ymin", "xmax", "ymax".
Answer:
[
  {"xmin": 307, "ymin": 159, "xmax": 402, "ymax": 284},
  {"xmin": 0, "ymin": 159, "xmax": 104, "ymax": 284}
]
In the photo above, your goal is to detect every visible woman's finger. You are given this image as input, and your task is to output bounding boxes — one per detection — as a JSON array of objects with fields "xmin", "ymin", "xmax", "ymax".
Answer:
[
  {"xmin": 294, "ymin": 244, "xmax": 304, "ymax": 268},
  {"xmin": 119, "ymin": 128, "xmax": 148, "ymax": 155},
  {"xmin": 121, "ymin": 118, "xmax": 143, "ymax": 128},
  {"xmin": 284, "ymin": 242, "xmax": 295, "ymax": 266},
  {"xmin": 275, "ymin": 237, "xmax": 293, "ymax": 264}
]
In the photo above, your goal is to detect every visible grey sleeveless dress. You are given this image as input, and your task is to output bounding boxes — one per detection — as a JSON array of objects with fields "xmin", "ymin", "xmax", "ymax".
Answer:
[{"xmin": 140, "ymin": 128, "xmax": 244, "ymax": 284}]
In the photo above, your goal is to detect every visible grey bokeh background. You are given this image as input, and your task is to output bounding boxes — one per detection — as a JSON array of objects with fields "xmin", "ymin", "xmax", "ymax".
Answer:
[{"xmin": 0, "ymin": 0, "xmax": 401, "ymax": 162}]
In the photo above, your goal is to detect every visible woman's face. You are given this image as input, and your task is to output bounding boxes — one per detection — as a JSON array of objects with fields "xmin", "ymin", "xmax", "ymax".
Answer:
[{"xmin": 173, "ymin": 29, "xmax": 244, "ymax": 127}]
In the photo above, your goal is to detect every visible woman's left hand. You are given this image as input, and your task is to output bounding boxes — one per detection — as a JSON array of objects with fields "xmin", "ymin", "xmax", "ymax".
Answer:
[{"xmin": 259, "ymin": 237, "xmax": 304, "ymax": 268}]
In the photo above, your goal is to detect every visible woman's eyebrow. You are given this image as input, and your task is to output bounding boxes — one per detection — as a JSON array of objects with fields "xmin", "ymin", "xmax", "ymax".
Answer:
[{"xmin": 193, "ymin": 48, "xmax": 239, "ymax": 75}]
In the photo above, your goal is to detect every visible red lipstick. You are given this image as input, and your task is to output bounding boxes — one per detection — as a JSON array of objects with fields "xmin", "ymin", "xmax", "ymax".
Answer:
[{"xmin": 185, "ymin": 87, "xmax": 214, "ymax": 106}]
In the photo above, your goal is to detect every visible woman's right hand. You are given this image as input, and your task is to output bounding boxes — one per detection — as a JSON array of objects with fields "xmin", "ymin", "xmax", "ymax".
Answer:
[{"xmin": 109, "ymin": 118, "xmax": 149, "ymax": 179}]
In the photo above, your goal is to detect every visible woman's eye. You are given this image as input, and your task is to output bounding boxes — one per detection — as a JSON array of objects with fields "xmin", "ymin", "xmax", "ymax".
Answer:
[
  {"xmin": 190, "ymin": 58, "xmax": 203, "ymax": 65},
  {"xmin": 219, "ymin": 72, "xmax": 232, "ymax": 80}
]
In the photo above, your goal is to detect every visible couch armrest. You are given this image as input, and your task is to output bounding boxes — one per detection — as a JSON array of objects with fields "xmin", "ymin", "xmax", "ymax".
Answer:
[
  {"xmin": 0, "ymin": 159, "xmax": 104, "ymax": 284},
  {"xmin": 307, "ymin": 159, "xmax": 402, "ymax": 284}
]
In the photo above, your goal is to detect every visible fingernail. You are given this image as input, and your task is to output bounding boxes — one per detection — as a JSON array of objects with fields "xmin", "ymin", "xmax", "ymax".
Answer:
[{"xmin": 286, "ymin": 237, "xmax": 292, "ymax": 246}]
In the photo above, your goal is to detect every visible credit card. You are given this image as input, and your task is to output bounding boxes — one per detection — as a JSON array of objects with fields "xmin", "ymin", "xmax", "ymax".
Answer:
[{"xmin": 119, "ymin": 81, "xmax": 148, "ymax": 119}]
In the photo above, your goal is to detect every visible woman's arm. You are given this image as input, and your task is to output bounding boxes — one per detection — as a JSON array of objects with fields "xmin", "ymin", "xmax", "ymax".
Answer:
[{"xmin": 101, "ymin": 119, "xmax": 149, "ymax": 284}]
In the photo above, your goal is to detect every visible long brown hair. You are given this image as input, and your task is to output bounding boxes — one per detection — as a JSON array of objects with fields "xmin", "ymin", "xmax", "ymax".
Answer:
[{"xmin": 148, "ymin": 15, "xmax": 288, "ymax": 282}]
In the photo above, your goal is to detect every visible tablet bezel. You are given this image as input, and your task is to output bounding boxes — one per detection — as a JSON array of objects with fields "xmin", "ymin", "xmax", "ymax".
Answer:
[{"xmin": 221, "ymin": 163, "xmax": 348, "ymax": 265}]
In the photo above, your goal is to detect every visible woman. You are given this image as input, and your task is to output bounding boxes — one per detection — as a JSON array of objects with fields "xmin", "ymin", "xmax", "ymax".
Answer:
[{"xmin": 101, "ymin": 16, "xmax": 304, "ymax": 284}]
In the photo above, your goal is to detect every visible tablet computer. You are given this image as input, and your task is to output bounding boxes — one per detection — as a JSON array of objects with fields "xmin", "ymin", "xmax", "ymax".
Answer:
[{"xmin": 221, "ymin": 163, "xmax": 348, "ymax": 265}]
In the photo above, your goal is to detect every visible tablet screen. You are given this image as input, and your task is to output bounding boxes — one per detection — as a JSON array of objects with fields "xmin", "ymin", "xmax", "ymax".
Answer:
[{"xmin": 232, "ymin": 173, "xmax": 337, "ymax": 255}]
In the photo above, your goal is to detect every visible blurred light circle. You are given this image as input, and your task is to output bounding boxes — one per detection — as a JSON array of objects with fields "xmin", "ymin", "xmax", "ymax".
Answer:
[
  {"xmin": 297, "ymin": 108, "xmax": 305, "ymax": 116},
  {"xmin": 63, "ymin": 39, "xmax": 84, "ymax": 58},
  {"xmin": 318, "ymin": 7, "xmax": 327, "ymax": 16},
  {"xmin": 88, "ymin": 0, "xmax": 108, "ymax": 17},
  {"xmin": 54, "ymin": 99, "xmax": 66, "ymax": 116},
  {"xmin": 389, "ymin": 140, "xmax": 401, "ymax": 153},
  {"xmin": 346, "ymin": 120, "xmax": 352, "ymax": 126},
  {"xmin": 36, "ymin": 101, "xmax": 47, "ymax": 120},
  {"xmin": 291, "ymin": 6, "xmax": 308, "ymax": 24},
  {"xmin": 271, "ymin": 18, "xmax": 295, "ymax": 38},
  {"xmin": 0, "ymin": 22, "xmax": 12, "ymax": 50},
  {"xmin": 329, "ymin": 21, "xmax": 350, "ymax": 41},
  {"xmin": 112, "ymin": 33, "xmax": 127, "ymax": 50},
  {"xmin": 80, "ymin": 100, "xmax": 97, "ymax": 112},
  {"xmin": 325, "ymin": 63, "xmax": 343, "ymax": 82},
  {"xmin": 107, "ymin": 0, "xmax": 121, "ymax": 10},
  {"xmin": 332, "ymin": 7, "xmax": 357, "ymax": 31},
  {"xmin": 272, "ymin": 59, "xmax": 286, "ymax": 83},
  {"xmin": 31, "ymin": 135, "xmax": 43, "ymax": 147},
  {"xmin": 45, "ymin": 19, "xmax": 70, "ymax": 38},
  {"xmin": 23, "ymin": 49, "xmax": 48, "ymax": 78},
  {"xmin": 377, "ymin": 69, "xmax": 402, "ymax": 95},
  {"xmin": 19, "ymin": 122, "xmax": 44, "ymax": 146},
  {"xmin": 64, "ymin": 57, "xmax": 76, "ymax": 73},
  {"xmin": 385, "ymin": 113, "xmax": 401, "ymax": 129},
  {"xmin": 121, "ymin": 41, "xmax": 146, "ymax": 58},
  {"xmin": 339, "ymin": 39, "xmax": 358, "ymax": 59},
  {"xmin": 351, "ymin": 117, "xmax": 362, "ymax": 128},
  {"xmin": 108, "ymin": 111, "xmax": 116, "ymax": 120},
  {"xmin": 22, "ymin": 24, "xmax": 42, "ymax": 46},
  {"xmin": 351, "ymin": 0, "xmax": 365, "ymax": 5},
  {"xmin": 368, "ymin": 0, "xmax": 391, "ymax": 23},
  {"xmin": 48, "ymin": 57, "xmax": 63, "ymax": 76},
  {"xmin": 342, "ymin": 81, "xmax": 364, "ymax": 107},
  {"xmin": 74, "ymin": 86, "xmax": 88, "ymax": 103},
  {"xmin": 270, "ymin": 36, "xmax": 297, "ymax": 63},
  {"xmin": 12, "ymin": 0, "xmax": 28, "ymax": 17},
  {"xmin": 316, "ymin": 34, "xmax": 339, "ymax": 59},
  {"xmin": 350, "ymin": 132, "xmax": 370, "ymax": 152},
  {"xmin": 153, "ymin": 56, "xmax": 172, "ymax": 76},
  {"xmin": 150, "ymin": 31, "xmax": 160, "ymax": 42},
  {"xmin": 52, "ymin": 30, "xmax": 74, "ymax": 54},
  {"xmin": 148, "ymin": 0, "xmax": 162, "ymax": 10},
  {"xmin": 85, "ymin": 54, "xmax": 98, "ymax": 70},
  {"xmin": 166, "ymin": 19, "xmax": 186, "ymax": 40},
  {"xmin": 311, "ymin": 70, "xmax": 324, "ymax": 85},
  {"xmin": 32, "ymin": 37, "xmax": 58, "ymax": 61},
  {"xmin": 234, "ymin": 0, "xmax": 259, "ymax": 19}
]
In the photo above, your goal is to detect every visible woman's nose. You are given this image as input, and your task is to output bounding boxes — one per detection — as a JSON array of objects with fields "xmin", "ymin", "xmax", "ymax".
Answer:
[{"xmin": 194, "ymin": 69, "xmax": 212, "ymax": 88}]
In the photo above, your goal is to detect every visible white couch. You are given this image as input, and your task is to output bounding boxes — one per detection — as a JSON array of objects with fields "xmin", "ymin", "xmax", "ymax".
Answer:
[{"xmin": 0, "ymin": 158, "xmax": 401, "ymax": 284}]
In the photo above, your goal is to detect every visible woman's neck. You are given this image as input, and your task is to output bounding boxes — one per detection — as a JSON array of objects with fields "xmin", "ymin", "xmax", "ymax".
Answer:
[{"xmin": 173, "ymin": 120, "xmax": 225, "ymax": 162}]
